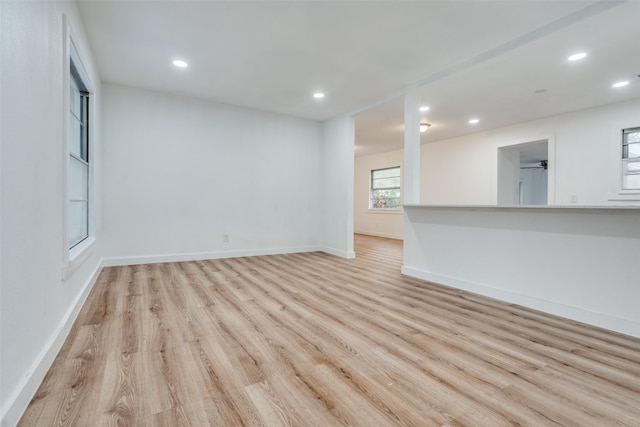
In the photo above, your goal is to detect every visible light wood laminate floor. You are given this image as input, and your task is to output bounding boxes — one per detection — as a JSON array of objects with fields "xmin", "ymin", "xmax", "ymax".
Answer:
[{"xmin": 19, "ymin": 234, "xmax": 640, "ymax": 426}]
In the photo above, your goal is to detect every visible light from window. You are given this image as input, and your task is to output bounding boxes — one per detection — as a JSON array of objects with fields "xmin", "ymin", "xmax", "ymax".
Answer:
[
  {"xmin": 69, "ymin": 62, "xmax": 90, "ymax": 249},
  {"xmin": 371, "ymin": 166, "xmax": 401, "ymax": 209},
  {"xmin": 622, "ymin": 127, "xmax": 640, "ymax": 190}
]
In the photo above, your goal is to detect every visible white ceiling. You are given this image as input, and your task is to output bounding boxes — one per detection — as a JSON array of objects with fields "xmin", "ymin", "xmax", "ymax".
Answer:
[
  {"xmin": 77, "ymin": 0, "xmax": 640, "ymax": 155},
  {"xmin": 354, "ymin": 0, "xmax": 640, "ymax": 155}
]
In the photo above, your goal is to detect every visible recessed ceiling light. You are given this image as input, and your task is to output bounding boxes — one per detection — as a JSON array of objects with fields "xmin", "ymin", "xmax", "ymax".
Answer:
[
  {"xmin": 313, "ymin": 92, "xmax": 325, "ymax": 99},
  {"xmin": 612, "ymin": 80, "xmax": 629, "ymax": 88},
  {"xmin": 568, "ymin": 52, "xmax": 587, "ymax": 61},
  {"xmin": 469, "ymin": 118, "xmax": 480, "ymax": 124},
  {"xmin": 419, "ymin": 106, "xmax": 430, "ymax": 112},
  {"xmin": 172, "ymin": 60, "xmax": 188, "ymax": 68}
]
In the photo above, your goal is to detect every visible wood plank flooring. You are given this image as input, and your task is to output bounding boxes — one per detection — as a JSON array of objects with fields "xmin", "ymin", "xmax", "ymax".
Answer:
[{"xmin": 19, "ymin": 234, "xmax": 640, "ymax": 426}]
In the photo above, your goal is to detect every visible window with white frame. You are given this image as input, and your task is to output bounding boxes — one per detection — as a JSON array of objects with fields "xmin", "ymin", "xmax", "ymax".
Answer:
[
  {"xmin": 622, "ymin": 127, "xmax": 640, "ymax": 190},
  {"xmin": 69, "ymin": 59, "xmax": 90, "ymax": 249},
  {"xmin": 370, "ymin": 166, "xmax": 401, "ymax": 209}
]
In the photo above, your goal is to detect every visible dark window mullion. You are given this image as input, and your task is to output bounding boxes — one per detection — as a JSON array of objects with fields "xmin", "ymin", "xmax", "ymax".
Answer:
[{"xmin": 81, "ymin": 94, "xmax": 89, "ymax": 161}]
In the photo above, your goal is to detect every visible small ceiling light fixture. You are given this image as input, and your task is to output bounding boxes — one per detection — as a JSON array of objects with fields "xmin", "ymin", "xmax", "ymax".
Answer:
[
  {"xmin": 612, "ymin": 80, "xmax": 629, "ymax": 88},
  {"xmin": 172, "ymin": 60, "xmax": 188, "ymax": 68},
  {"xmin": 469, "ymin": 118, "xmax": 480, "ymax": 124},
  {"xmin": 420, "ymin": 123, "xmax": 431, "ymax": 132},
  {"xmin": 419, "ymin": 106, "xmax": 430, "ymax": 112},
  {"xmin": 313, "ymin": 92, "xmax": 325, "ymax": 99},
  {"xmin": 568, "ymin": 52, "xmax": 587, "ymax": 61}
]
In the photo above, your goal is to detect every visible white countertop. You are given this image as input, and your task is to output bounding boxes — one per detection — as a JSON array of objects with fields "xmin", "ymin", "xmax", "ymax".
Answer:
[{"xmin": 403, "ymin": 204, "xmax": 640, "ymax": 211}]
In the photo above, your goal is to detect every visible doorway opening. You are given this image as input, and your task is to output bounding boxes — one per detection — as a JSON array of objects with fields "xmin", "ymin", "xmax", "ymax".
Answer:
[{"xmin": 498, "ymin": 139, "xmax": 550, "ymax": 205}]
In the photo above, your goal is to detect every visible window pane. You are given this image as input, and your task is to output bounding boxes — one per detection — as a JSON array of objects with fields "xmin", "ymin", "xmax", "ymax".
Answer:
[
  {"xmin": 371, "ymin": 188, "xmax": 400, "ymax": 208},
  {"xmin": 623, "ymin": 159, "xmax": 640, "ymax": 174},
  {"xmin": 373, "ymin": 188, "xmax": 400, "ymax": 197},
  {"xmin": 372, "ymin": 167, "xmax": 400, "ymax": 179},
  {"xmin": 371, "ymin": 197, "xmax": 400, "ymax": 208},
  {"xmin": 70, "ymin": 75, "xmax": 82, "ymax": 119},
  {"xmin": 69, "ymin": 56, "xmax": 90, "ymax": 250},
  {"xmin": 384, "ymin": 198, "xmax": 401, "ymax": 208},
  {"xmin": 70, "ymin": 115, "xmax": 83, "ymax": 158},
  {"xmin": 372, "ymin": 177, "xmax": 400, "ymax": 189},
  {"xmin": 69, "ymin": 157, "xmax": 88, "ymax": 200},
  {"xmin": 623, "ymin": 174, "xmax": 640, "ymax": 190},
  {"xmin": 69, "ymin": 200, "xmax": 88, "ymax": 247},
  {"xmin": 625, "ymin": 130, "xmax": 640, "ymax": 143},
  {"xmin": 627, "ymin": 142, "xmax": 640, "ymax": 159},
  {"xmin": 622, "ymin": 158, "xmax": 640, "ymax": 190}
]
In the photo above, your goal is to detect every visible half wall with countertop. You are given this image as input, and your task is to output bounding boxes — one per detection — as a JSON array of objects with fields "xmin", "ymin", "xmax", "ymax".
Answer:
[{"xmin": 402, "ymin": 204, "xmax": 640, "ymax": 338}]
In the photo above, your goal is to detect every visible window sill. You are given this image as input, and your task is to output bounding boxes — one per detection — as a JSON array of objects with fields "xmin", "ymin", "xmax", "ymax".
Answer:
[
  {"xmin": 608, "ymin": 190, "xmax": 640, "ymax": 202},
  {"xmin": 367, "ymin": 208, "xmax": 403, "ymax": 215},
  {"xmin": 63, "ymin": 236, "xmax": 96, "ymax": 281}
]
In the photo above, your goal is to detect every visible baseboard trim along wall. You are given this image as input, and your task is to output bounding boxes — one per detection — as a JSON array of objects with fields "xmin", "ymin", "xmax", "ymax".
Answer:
[
  {"xmin": 321, "ymin": 246, "xmax": 356, "ymax": 259},
  {"xmin": 354, "ymin": 230, "xmax": 403, "ymax": 240},
  {"xmin": 103, "ymin": 245, "xmax": 324, "ymax": 267},
  {"xmin": 1, "ymin": 262, "xmax": 103, "ymax": 427},
  {"xmin": 401, "ymin": 266, "xmax": 640, "ymax": 339}
]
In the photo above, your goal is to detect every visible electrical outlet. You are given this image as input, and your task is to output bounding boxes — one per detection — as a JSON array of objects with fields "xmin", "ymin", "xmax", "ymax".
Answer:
[
  {"xmin": 569, "ymin": 194, "xmax": 577, "ymax": 204},
  {"xmin": 223, "ymin": 234, "xmax": 229, "ymax": 242}
]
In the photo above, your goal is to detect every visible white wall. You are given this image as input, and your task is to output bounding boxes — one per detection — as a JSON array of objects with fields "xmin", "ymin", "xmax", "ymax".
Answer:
[
  {"xmin": 354, "ymin": 149, "xmax": 403, "ymax": 239},
  {"xmin": 403, "ymin": 205, "xmax": 640, "ymax": 338},
  {"xmin": 0, "ymin": 2, "xmax": 103, "ymax": 425},
  {"xmin": 102, "ymin": 84, "xmax": 323, "ymax": 264},
  {"xmin": 322, "ymin": 115, "xmax": 355, "ymax": 258},
  {"xmin": 422, "ymin": 98, "xmax": 640, "ymax": 206}
]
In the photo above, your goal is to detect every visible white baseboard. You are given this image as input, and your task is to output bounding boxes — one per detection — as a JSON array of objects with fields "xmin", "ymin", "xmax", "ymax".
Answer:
[
  {"xmin": 103, "ymin": 245, "xmax": 322, "ymax": 267},
  {"xmin": 354, "ymin": 230, "xmax": 403, "ymax": 240},
  {"xmin": 401, "ymin": 266, "xmax": 640, "ymax": 339},
  {"xmin": 322, "ymin": 246, "xmax": 356, "ymax": 259},
  {"xmin": 1, "ymin": 261, "xmax": 103, "ymax": 427}
]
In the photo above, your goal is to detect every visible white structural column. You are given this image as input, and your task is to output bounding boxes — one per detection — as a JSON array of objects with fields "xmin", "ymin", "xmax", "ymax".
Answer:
[
  {"xmin": 322, "ymin": 114, "xmax": 356, "ymax": 259},
  {"xmin": 403, "ymin": 89, "xmax": 421, "ymax": 204}
]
